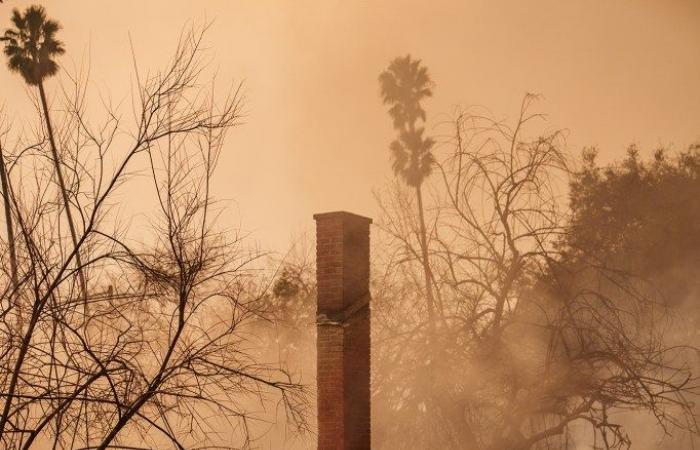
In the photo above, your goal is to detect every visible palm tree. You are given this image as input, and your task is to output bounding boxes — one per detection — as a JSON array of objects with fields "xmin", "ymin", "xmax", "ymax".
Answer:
[
  {"xmin": 0, "ymin": 141, "xmax": 17, "ymax": 291},
  {"xmin": 1, "ymin": 5, "xmax": 87, "ymax": 301},
  {"xmin": 379, "ymin": 55, "xmax": 437, "ymax": 330}
]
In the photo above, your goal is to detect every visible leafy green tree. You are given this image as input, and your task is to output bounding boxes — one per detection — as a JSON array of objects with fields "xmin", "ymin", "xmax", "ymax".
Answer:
[{"xmin": 1, "ymin": 5, "xmax": 87, "ymax": 299}]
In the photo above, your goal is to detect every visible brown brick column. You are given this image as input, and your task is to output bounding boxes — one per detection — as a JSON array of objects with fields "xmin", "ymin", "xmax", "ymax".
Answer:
[{"xmin": 314, "ymin": 211, "xmax": 372, "ymax": 450}]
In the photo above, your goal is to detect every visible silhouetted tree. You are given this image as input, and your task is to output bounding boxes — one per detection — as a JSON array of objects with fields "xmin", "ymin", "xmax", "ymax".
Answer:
[
  {"xmin": 0, "ymin": 124, "xmax": 17, "ymax": 291},
  {"xmin": 379, "ymin": 54, "xmax": 437, "ymax": 343},
  {"xmin": 373, "ymin": 95, "xmax": 697, "ymax": 450},
  {"xmin": 1, "ymin": 5, "xmax": 87, "ymax": 301},
  {"xmin": 565, "ymin": 144, "xmax": 700, "ymax": 307},
  {"xmin": 0, "ymin": 22, "xmax": 309, "ymax": 449},
  {"xmin": 559, "ymin": 145, "xmax": 700, "ymax": 449}
]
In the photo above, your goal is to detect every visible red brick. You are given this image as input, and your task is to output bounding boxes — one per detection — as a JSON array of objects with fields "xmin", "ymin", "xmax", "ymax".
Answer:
[{"xmin": 314, "ymin": 211, "xmax": 372, "ymax": 450}]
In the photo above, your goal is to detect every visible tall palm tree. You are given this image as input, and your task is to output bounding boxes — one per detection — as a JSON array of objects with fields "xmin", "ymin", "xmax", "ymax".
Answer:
[
  {"xmin": 1, "ymin": 5, "xmax": 87, "ymax": 300},
  {"xmin": 379, "ymin": 55, "xmax": 437, "ymax": 331},
  {"xmin": 0, "ymin": 141, "xmax": 17, "ymax": 291}
]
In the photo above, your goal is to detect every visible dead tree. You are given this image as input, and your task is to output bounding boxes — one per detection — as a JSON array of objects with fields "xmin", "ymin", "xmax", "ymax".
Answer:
[
  {"xmin": 373, "ymin": 94, "xmax": 697, "ymax": 450},
  {"xmin": 0, "ymin": 26, "xmax": 308, "ymax": 450}
]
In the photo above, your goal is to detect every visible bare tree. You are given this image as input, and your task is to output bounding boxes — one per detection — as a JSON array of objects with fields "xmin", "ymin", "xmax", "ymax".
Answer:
[
  {"xmin": 373, "ymin": 94, "xmax": 697, "ymax": 450},
  {"xmin": 0, "ymin": 24, "xmax": 308, "ymax": 449},
  {"xmin": 1, "ymin": 5, "xmax": 87, "ymax": 302}
]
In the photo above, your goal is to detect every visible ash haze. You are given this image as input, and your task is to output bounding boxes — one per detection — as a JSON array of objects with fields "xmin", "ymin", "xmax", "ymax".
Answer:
[
  {"xmin": 1, "ymin": 0, "xmax": 699, "ymax": 251},
  {"xmin": 1, "ymin": 1, "xmax": 700, "ymax": 450}
]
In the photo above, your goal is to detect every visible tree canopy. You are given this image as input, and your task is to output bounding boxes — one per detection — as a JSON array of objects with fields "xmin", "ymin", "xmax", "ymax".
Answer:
[
  {"xmin": 379, "ymin": 55, "xmax": 435, "ymax": 187},
  {"xmin": 564, "ymin": 144, "xmax": 700, "ymax": 306},
  {"xmin": 1, "ymin": 5, "xmax": 64, "ymax": 85}
]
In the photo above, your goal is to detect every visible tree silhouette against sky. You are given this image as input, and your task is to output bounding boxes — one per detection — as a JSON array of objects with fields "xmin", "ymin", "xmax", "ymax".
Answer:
[
  {"xmin": 1, "ymin": 5, "xmax": 87, "ymax": 301},
  {"xmin": 379, "ymin": 55, "xmax": 437, "ymax": 333}
]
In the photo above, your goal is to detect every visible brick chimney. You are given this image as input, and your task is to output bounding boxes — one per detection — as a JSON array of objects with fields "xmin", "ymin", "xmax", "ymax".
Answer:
[{"xmin": 314, "ymin": 211, "xmax": 372, "ymax": 450}]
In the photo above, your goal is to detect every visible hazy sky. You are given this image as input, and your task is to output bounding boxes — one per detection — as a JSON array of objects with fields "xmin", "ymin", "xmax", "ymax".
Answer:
[{"xmin": 1, "ymin": 0, "xmax": 699, "ymax": 251}]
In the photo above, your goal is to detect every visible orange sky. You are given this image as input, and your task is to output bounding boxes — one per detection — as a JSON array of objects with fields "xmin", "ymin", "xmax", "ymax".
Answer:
[{"xmin": 1, "ymin": 0, "xmax": 699, "ymax": 251}]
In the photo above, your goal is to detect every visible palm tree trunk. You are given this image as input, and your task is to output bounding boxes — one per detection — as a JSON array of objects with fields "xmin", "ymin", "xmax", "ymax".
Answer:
[
  {"xmin": 415, "ymin": 182, "xmax": 441, "ymax": 432},
  {"xmin": 415, "ymin": 184, "xmax": 435, "ymax": 336},
  {"xmin": 0, "ymin": 143, "xmax": 18, "ymax": 290},
  {"xmin": 38, "ymin": 81, "xmax": 88, "ymax": 304}
]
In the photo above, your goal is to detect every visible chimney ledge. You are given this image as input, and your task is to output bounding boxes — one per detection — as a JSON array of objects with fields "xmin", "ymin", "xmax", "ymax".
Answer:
[{"xmin": 313, "ymin": 211, "xmax": 373, "ymax": 223}]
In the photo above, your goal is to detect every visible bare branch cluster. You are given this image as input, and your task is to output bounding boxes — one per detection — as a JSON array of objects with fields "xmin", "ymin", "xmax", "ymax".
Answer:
[
  {"xmin": 0, "ymin": 27, "xmax": 308, "ymax": 449},
  {"xmin": 373, "ymin": 95, "xmax": 697, "ymax": 450}
]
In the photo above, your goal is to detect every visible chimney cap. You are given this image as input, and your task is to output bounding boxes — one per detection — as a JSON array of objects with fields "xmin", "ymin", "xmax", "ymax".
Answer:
[{"xmin": 313, "ymin": 211, "xmax": 373, "ymax": 224}]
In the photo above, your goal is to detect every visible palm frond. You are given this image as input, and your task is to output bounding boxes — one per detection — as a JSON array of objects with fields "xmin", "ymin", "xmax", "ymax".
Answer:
[
  {"xmin": 390, "ymin": 139, "xmax": 408, "ymax": 175},
  {"xmin": 380, "ymin": 55, "xmax": 436, "ymax": 187},
  {"xmin": 1, "ymin": 5, "xmax": 64, "ymax": 85}
]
